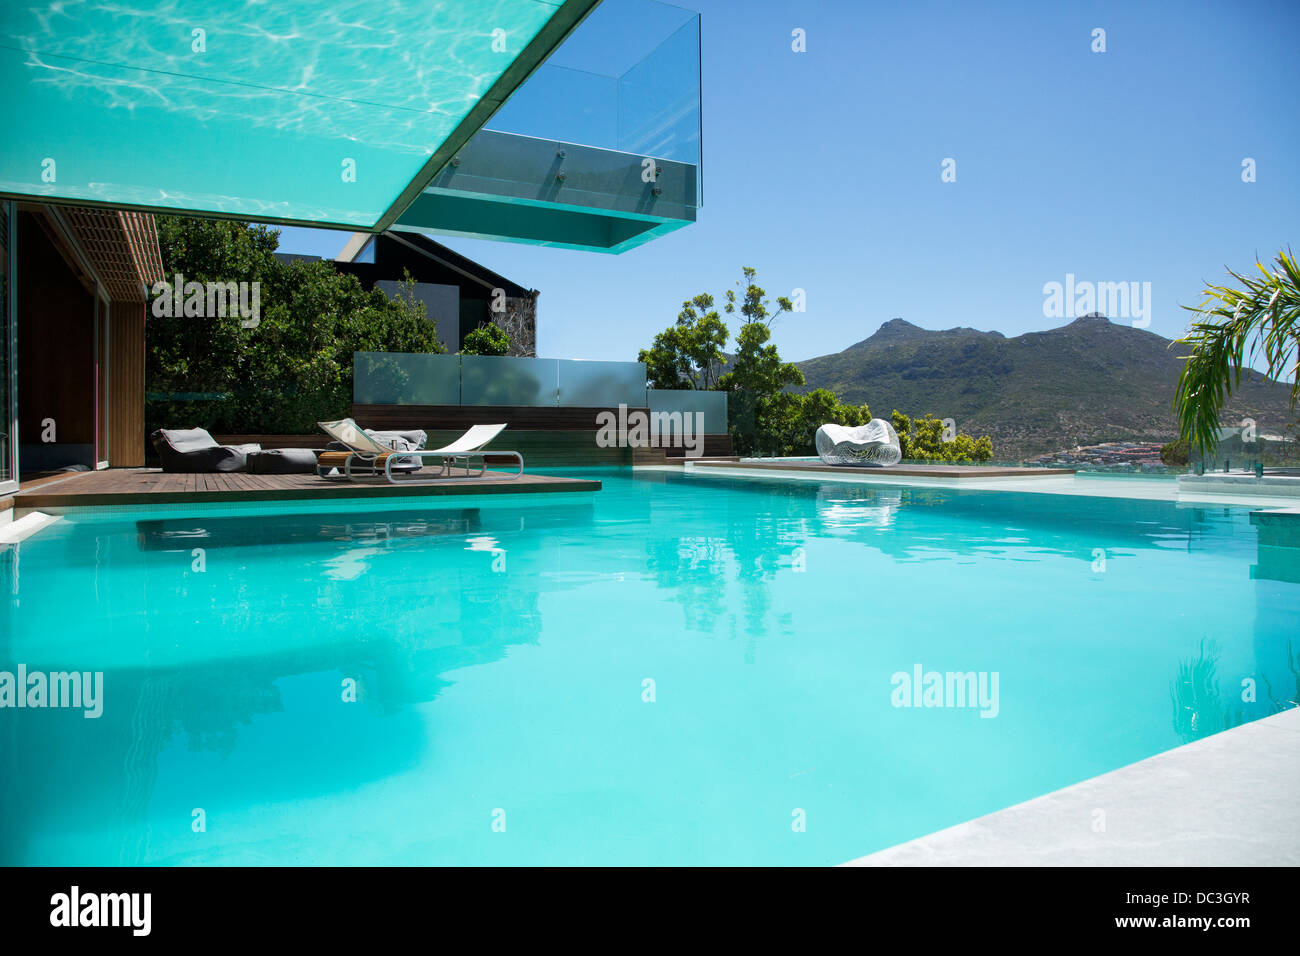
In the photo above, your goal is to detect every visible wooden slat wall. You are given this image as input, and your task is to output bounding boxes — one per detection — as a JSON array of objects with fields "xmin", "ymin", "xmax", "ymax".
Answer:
[
  {"xmin": 353, "ymin": 405, "xmax": 643, "ymax": 467},
  {"xmin": 423, "ymin": 429, "xmax": 631, "ymax": 467},
  {"xmin": 214, "ymin": 435, "xmax": 323, "ymax": 449},
  {"xmin": 352, "ymin": 404, "xmax": 731, "ymax": 460},
  {"xmin": 210, "ymin": 431, "xmax": 633, "ymax": 467},
  {"xmin": 108, "ymin": 301, "xmax": 146, "ymax": 466},
  {"xmin": 61, "ymin": 207, "xmax": 161, "ymax": 301},
  {"xmin": 210, "ymin": 433, "xmax": 734, "ymax": 463},
  {"xmin": 203, "ymin": 404, "xmax": 733, "ymax": 469},
  {"xmin": 664, "ymin": 435, "xmax": 733, "ymax": 458},
  {"xmin": 353, "ymin": 404, "xmax": 645, "ymax": 431}
]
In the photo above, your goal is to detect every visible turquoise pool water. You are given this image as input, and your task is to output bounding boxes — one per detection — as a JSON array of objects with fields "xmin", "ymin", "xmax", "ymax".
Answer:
[{"xmin": 3, "ymin": 470, "xmax": 1298, "ymax": 866}]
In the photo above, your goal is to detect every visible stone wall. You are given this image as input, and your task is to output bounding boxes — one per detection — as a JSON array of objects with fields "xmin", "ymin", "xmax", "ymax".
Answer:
[{"xmin": 493, "ymin": 295, "xmax": 537, "ymax": 357}]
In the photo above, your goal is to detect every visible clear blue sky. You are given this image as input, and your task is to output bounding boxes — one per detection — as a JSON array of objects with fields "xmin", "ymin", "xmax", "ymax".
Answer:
[{"xmin": 277, "ymin": 0, "xmax": 1300, "ymax": 363}]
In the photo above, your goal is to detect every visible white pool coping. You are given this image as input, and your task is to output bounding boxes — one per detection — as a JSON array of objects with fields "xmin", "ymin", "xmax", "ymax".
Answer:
[
  {"xmin": 842, "ymin": 708, "xmax": 1300, "ymax": 867},
  {"xmin": 677, "ymin": 463, "xmax": 1300, "ymax": 511},
  {"xmin": 0, "ymin": 511, "xmax": 62, "ymax": 543},
  {"xmin": 1180, "ymin": 473, "xmax": 1300, "ymax": 498}
]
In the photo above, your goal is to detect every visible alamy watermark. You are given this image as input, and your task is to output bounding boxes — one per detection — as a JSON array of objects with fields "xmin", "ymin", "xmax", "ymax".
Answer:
[
  {"xmin": 0, "ymin": 665, "xmax": 103, "ymax": 718},
  {"xmin": 50, "ymin": 886, "xmax": 150, "ymax": 936},
  {"xmin": 890, "ymin": 664, "xmax": 999, "ymax": 718},
  {"xmin": 596, "ymin": 404, "xmax": 705, "ymax": 457},
  {"xmin": 1042, "ymin": 273, "xmax": 1151, "ymax": 328},
  {"xmin": 151, "ymin": 272, "xmax": 261, "ymax": 328}
]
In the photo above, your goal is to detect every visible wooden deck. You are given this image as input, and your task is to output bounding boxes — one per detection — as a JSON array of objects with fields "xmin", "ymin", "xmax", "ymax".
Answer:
[
  {"xmin": 684, "ymin": 460, "xmax": 1077, "ymax": 479},
  {"xmin": 13, "ymin": 467, "xmax": 600, "ymax": 509}
]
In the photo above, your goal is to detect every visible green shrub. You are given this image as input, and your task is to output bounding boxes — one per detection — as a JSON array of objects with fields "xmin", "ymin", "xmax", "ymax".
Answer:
[
  {"xmin": 891, "ymin": 411, "xmax": 994, "ymax": 462},
  {"xmin": 1160, "ymin": 437, "xmax": 1190, "ymax": 466},
  {"xmin": 461, "ymin": 323, "xmax": 510, "ymax": 356}
]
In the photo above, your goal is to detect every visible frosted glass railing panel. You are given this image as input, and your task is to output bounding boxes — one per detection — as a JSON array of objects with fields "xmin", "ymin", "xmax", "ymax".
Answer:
[
  {"xmin": 556, "ymin": 360, "xmax": 648, "ymax": 407},
  {"xmin": 648, "ymin": 388, "xmax": 728, "ymax": 434},
  {"xmin": 461, "ymin": 356, "xmax": 558, "ymax": 406},
  {"xmin": 354, "ymin": 352, "xmax": 459, "ymax": 405}
]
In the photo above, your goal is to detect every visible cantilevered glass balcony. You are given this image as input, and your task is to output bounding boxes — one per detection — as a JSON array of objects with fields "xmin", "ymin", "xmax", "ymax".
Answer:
[
  {"xmin": 393, "ymin": 0, "xmax": 701, "ymax": 253},
  {"xmin": 0, "ymin": 1, "xmax": 600, "ymax": 229},
  {"xmin": 0, "ymin": 0, "xmax": 699, "ymax": 252}
]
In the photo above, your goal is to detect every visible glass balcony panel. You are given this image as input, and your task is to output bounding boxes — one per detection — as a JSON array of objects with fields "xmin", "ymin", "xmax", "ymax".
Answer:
[
  {"xmin": 400, "ymin": 0, "xmax": 702, "ymax": 251},
  {"xmin": 618, "ymin": 15, "xmax": 701, "ymax": 171},
  {"xmin": 485, "ymin": 0, "xmax": 701, "ymax": 169}
]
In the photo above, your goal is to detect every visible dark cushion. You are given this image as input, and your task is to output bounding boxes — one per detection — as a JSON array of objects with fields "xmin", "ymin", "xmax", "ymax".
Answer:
[
  {"xmin": 150, "ymin": 428, "xmax": 261, "ymax": 473},
  {"xmin": 246, "ymin": 448, "xmax": 320, "ymax": 475}
]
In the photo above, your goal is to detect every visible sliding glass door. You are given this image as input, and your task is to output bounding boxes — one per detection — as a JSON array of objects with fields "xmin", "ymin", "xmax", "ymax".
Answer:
[
  {"xmin": 0, "ymin": 203, "xmax": 14, "ymax": 493},
  {"xmin": 95, "ymin": 293, "xmax": 109, "ymax": 467}
]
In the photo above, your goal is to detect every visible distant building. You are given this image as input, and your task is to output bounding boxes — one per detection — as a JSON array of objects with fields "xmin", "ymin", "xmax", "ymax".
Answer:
[{"xmin": 275, "ymin": 231, "xmax": 538, "ymax": 357}]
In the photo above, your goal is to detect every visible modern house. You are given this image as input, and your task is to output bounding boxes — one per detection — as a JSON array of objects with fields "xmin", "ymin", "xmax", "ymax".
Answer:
[
  {"xmin": 0, "ymin": 0, "xmax": 702, "ymax": 493},
  {"xmin": 279, "ymin": 231, "xmax": 540, "ymax": 356}
]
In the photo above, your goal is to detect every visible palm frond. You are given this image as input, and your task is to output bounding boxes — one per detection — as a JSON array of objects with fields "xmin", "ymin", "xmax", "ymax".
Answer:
[{"xmin": 1174, "ymin": 248, "xmax": 1300, "ymax": 456}]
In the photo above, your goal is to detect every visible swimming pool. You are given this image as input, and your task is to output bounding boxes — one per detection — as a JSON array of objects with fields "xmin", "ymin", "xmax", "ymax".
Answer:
[{"xmin": 3, "ymin": 469, "xmax": 1298, "ymax": 865}]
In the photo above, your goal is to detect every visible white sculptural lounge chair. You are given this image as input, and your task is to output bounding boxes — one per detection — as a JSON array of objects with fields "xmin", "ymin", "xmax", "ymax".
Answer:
[
  {"xmin": 815, "ymin": 419, "xmax": 902, "ymax": 467},
  {"xmin": 316, "ymin": 419, "xmax": 523, "ymax": 483}
]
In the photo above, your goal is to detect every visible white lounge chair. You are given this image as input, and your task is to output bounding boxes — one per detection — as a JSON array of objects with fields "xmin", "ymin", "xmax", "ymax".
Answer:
[
  {"xmin": 815, "ymin": 419, "xmax": 902, "ymax": 467},
  {"xmin": 316, "ymin": 419, "xmax": 523, "ymax": 483}
]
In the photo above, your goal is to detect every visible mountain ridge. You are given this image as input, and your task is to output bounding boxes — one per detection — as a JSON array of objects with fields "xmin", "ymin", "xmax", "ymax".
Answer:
[{"xmin": 794, "ymin": 315, "xmax": 1295, "ymax": 460}]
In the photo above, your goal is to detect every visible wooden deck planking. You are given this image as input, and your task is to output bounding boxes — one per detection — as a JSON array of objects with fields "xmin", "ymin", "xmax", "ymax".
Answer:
[{"xmin": 13, "ymin": 467, "xmax": 601, "ymax": 509}]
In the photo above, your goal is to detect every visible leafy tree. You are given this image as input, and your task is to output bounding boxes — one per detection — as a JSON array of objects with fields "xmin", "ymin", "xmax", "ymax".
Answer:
[
  {"xmin": 750, "ymin": 391, "xmax": 805, "ymax": 457},
  {"xmin": 638, "ymin": 293, "xmax": 729, "ymax": 389},
  {"xmin": 717, "ymin": 268, "xmax": 805, "ymax": 455},
  {"xmin": 147, "ymin": 216, "xmax": 442, "ymax": 435},
  {"xmin": 1174, "ymin": 248, "xmax": 1300, "ymax": 456},
  {"xmin": 760, "ymin": 388, "xmax": 871, "ymax": 457},
  {"xmin": 891, "ymin": 411, "xmax": 994, "ymax": 462},
  {"xmin": 800, "ymin": 388, "xmax": 869, "ymax": 431},
  {"xmin": 461, "ymin": 323, "xmax": 510, "ymax": 356},
  {"xmin": 637, "ymin": 267, "xmax": 802, "ymax": 454}
]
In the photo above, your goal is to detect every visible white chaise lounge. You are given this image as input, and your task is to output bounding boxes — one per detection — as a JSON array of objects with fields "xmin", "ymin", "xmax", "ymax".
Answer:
[{"xmin": 316, "ymin": 418, "xmax": 524, "ymax": 483}]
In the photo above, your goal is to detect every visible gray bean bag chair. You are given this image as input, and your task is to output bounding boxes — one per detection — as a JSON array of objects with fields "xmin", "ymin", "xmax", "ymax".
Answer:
[
  {"xmin": 150, "ymin": 428, "xmax": 261, "ymax": 473},
  {"xmin": 246, "ymin": 448, "xmax": 321, "ymax": 475}
]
